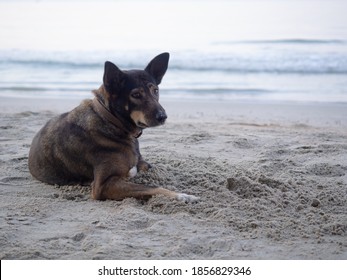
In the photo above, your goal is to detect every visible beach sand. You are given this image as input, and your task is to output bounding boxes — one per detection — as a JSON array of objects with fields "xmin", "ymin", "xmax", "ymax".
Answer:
[{"xmin": 0, "ymin": 97, "xmax": 346, "ymax": 259}]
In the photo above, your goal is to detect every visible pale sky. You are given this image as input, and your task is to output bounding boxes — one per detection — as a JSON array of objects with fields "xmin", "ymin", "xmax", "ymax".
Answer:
[{"xmin": 1, "ymin": 0, "xmax": 346, "ymax": 51}]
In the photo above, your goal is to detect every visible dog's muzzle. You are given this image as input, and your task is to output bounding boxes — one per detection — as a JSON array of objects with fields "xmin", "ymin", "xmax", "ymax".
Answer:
[{"xmin": 156, "ymin": 111, "xmax": 167, "ymax": 124}]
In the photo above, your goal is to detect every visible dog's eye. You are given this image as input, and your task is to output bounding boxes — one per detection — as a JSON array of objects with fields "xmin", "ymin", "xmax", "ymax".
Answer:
[
  {"xmin": 154, "ymin": 89, "xmax": 159, "ymax": 95},
  {"xmin": 131, "ymin": 92, "xmax": 142, "ymax": 99}
]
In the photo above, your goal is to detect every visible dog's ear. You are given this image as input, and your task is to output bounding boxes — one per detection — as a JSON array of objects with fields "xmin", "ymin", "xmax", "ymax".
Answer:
[
  {"xmin": 145, "ymin": 52, "xmax": 170, "ymax": 85},
  {"xmin": 103, "ymin": 61, "xmax": 126, "ymax": 94}
]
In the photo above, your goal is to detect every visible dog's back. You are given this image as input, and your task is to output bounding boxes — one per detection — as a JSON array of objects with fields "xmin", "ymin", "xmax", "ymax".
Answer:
[{"xmin": 29, "ymin": 100, "xmax": 95, "ymax": 185}]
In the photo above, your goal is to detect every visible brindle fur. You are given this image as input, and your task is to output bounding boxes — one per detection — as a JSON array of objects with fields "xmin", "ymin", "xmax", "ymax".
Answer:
[{"xmin": 28, "ymin": 53, "xmax": 198, "ymax": 203}]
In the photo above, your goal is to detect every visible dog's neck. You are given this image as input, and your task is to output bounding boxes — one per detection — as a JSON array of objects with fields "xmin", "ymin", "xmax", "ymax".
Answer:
[{"xmin": 92, "ymin": 97, "xmax": 142, "ymax": 138}]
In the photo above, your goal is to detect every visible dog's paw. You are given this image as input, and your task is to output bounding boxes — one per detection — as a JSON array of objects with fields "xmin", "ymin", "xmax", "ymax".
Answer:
[
  {"xmin": 137, "ymin": 161, "xmax": 152, "ymax": 172},
  {"xmin": 176, "ymin": 193, "xmax": 199, "ymax": 203}
]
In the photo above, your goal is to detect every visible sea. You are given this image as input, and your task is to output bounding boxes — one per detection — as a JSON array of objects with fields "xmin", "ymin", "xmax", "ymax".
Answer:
[{"xmin": 1, "ymin": 0, "xmax": 347, "ymax": 103}]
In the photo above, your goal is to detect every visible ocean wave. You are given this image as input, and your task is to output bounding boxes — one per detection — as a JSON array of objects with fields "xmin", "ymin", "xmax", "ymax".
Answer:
[
  {"xmin": 217, "ymin": 39, "xmax": 346, "ymax": 45},
  {"xmin": 165, "ymin": 88, "xmax": 272, "ymax": 94},
  {"xmin": 169, "ymin": 64, "xmax": 347, "ymax": 75},
  {"xmin": 3, "ymin": 59, "xmax": 347, "ymax": 75},
  {"xmin": 1, "ymin": 59, "xmax": 102, "ymax": 69},
  {"xmin": 2, "ymin": 57, "xmax": 346, "ymax": 75},
  {"xmin": 0, "ymin": 86, "xmax": 91, "ymax": 92},
  {"xmin": 2, "ymin": 47, "xmax": 347, "ymax": 75}
]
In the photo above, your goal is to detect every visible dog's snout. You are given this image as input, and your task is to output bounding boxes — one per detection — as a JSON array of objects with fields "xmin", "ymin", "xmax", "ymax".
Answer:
[{"xmin": 156, "ymin": 111, "xmax": 167, "ymax": 123}]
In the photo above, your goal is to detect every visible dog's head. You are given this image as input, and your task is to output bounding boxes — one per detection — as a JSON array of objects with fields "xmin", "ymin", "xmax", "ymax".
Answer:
[{"xmin": 94, "ymin": 53, "xmax": 169, "ymax": 129}]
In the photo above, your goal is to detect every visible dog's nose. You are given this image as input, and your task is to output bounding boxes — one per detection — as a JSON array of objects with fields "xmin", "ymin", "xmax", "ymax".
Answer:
[{"xmin": 156, "ymin": 111, "xmax": 167, "ymax": 123}]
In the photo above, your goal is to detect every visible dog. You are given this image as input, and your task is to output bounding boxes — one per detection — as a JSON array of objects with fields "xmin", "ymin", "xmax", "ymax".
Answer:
[{"xmin": 28, "ymin": 53, "xmax": 198, "ymax": 203}]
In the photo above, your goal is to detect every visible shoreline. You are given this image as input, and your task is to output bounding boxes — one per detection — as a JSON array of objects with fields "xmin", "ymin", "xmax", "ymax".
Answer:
[
  {"xmin": 0, "ymin": 96, "xmax": 346, "ymax": 259},
  {"xmin": 2, "ymin": 95, "xmax": 347, "ymax": 128}
]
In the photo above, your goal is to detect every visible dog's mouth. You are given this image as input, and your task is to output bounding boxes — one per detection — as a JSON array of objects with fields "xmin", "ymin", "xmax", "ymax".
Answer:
[
  {"xmin": 136, "ymin": 121, "xmax": 149, "ymax": 129},
  {"xmin": 130, "ymin": 110, "xmax": 167, "ymax": 129}
]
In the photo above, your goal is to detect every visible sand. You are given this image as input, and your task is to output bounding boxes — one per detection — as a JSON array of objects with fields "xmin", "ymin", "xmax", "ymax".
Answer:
[{"xmin": 0, "ymin": 97, "xmax": 346, "ymax": 259}]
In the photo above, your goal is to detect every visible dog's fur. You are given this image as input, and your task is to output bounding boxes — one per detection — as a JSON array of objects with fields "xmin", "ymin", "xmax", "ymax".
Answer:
[{"xmin": 28, "ymin": 53, "xmax": 198, "ymax": 203}]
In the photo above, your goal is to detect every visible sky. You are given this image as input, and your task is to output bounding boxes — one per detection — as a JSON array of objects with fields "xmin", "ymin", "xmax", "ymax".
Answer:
[{"xmin": 1, "ymin": 0, "xmax": 346, "ymax": 52}]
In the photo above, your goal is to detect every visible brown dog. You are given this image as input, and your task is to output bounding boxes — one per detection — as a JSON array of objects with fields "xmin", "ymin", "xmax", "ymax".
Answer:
[{"xmin": 28, "ymin": 53, "xmax": 198, "ymax": 203}]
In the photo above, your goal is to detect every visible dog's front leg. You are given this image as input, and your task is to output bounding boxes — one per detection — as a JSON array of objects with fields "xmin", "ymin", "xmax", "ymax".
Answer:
[
  {"xmin": 92, "ymin": 175, "xmax": 199, "ymax": 203},
  {"xmin": 134, "ymin": 138, "xmax": 151, "ymax": 172}
]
